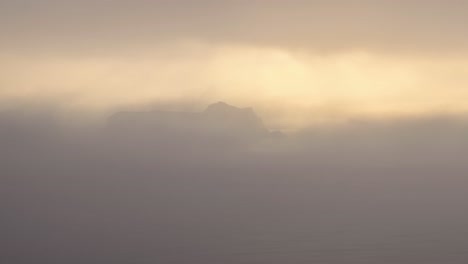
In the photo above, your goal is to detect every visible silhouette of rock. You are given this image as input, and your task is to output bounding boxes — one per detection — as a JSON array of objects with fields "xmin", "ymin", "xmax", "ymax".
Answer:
[
  {"xmin": 107, "ymin": 102, "xmax": 273, "ymax": 147},
  {"xmin": 201, "ymin": 101, "xmax": 270, "ymax": 138}
]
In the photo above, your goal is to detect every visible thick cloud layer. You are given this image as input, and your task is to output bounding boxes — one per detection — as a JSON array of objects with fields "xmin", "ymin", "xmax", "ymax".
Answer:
[
  {"xmin": 2, "ymin": 0, "xmax": 468, "ymax": 54},
  {"xmin": 2, "ymin": 104, "xmax": 468, "ymax": 263},
  {"xmin": 2, "ymin": 0, "xmax": 468, "ymax": 124}
]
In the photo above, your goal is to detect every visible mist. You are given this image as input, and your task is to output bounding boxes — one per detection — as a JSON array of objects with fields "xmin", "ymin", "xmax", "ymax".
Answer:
[
  {"xmin": 3, "ymin": 0, "xmax": 468, "ymax": 262},
  {"xmin": 2, "ymin": 102, "xmax": 468, "ymax": 263}
]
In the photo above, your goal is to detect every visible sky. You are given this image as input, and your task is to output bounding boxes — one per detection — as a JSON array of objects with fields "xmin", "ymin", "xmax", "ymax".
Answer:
[{"xmin": 2, "ymin": 0, "xmax": 468, "ymax": 128}]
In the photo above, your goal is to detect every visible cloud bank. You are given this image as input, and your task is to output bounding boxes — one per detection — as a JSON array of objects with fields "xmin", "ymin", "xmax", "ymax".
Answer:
[
  {"xmin": 2, "ymin": 0, "xmax": 468, "ymax": 55},
  {"xmin": 2, "ymin": 104, "xmax": 468, "ymax": 263}
]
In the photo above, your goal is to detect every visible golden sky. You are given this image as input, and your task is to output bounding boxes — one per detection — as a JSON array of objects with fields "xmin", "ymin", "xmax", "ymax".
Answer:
[{"xmin": 2, "ymin": 0, "xmax": 468, "ymax": 128}]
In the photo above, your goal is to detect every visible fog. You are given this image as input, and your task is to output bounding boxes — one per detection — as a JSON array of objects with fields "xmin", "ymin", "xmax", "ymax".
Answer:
[
  {"xmin": 3, "ymin": 1, "xmax": 468, "ymax": 262},
  {"xmin": 2, "ymin": 102, "xmax": 468, "ymax": 263}
]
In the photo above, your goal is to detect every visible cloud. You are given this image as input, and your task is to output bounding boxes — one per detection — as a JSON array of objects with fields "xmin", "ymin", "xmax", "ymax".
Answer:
[
  {"xmin": 2, "ymin": 0, "xmax": 468, "ymax": 55},
  {"xmin": 2, "ymin": 0, "xmax": 468, "ymax": 126},
  {"xmin": 3, "ymin": 45, "xmax": 468, "ymax": 129}
]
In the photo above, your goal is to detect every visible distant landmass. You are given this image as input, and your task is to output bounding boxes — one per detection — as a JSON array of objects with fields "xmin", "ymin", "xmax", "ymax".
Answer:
[{"xmin": 108, "ymin": 102, "xmax": 282, "ymax": 146}]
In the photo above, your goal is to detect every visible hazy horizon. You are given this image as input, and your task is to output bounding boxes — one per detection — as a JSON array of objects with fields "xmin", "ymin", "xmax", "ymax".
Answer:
[{"xmin": 3, "ymin": 1, "xmax": 468, "ymax": 129}]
